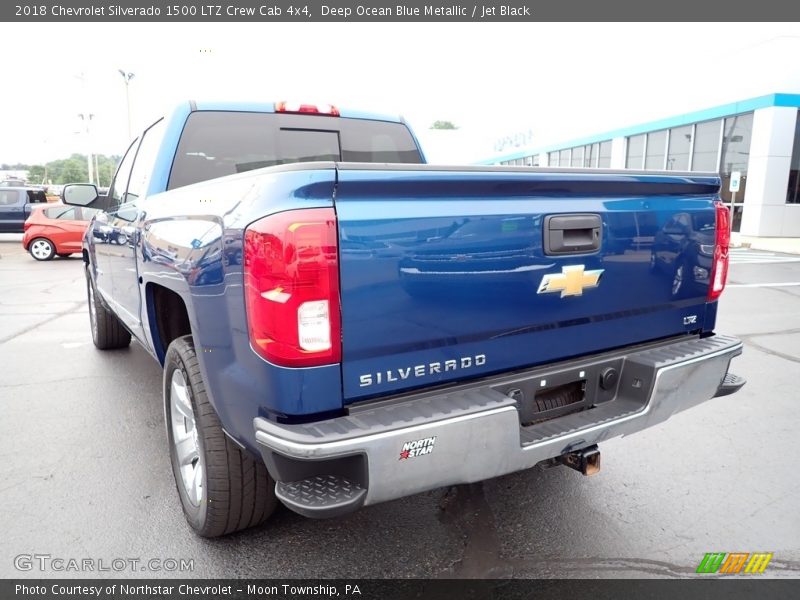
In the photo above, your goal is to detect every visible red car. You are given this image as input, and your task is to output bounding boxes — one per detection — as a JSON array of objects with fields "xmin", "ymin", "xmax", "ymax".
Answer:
[{"xmin": 22, "ymin": 204, "xmax": 99, "ymax": 261}]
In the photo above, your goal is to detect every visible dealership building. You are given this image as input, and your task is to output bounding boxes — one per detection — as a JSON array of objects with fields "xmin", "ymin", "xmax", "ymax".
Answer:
[{"xmin": 486, "ymin": 93, "xmax": 800, "ymax": 238}]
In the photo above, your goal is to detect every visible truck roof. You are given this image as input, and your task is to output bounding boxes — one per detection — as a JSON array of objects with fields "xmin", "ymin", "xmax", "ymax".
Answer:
[{"xmin": 188, "ymin": 100, "xmax": 405, "ymax": 124}]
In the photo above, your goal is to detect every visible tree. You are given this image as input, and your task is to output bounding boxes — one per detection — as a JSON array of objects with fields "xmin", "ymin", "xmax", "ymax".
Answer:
[
  {"xmin": 17, "ymin": 154, "xmax": 121, "ymax": 186},
  {"xmin": 0, "ymin": 162, "xmax": 28, "ymax": 170},
  {"xmin": 95, "ymin": 155, "xmax": 120, "ymax": 187},
  {"xmin": 430, "ymin": 121, "xmax": 458, "ymax": 130},
  {"xmin": 27, "ymin": 165, "xmax": 46, "ymax": 184},
  {"xmin": 46, "ymin": 155, "xmax": 87, "ymax": 184}
]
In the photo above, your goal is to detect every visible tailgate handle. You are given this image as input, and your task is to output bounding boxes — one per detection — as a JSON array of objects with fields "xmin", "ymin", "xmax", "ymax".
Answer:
[{"xmin": 544, "ymin": 214, "xmax": 602, "ymax": 255}]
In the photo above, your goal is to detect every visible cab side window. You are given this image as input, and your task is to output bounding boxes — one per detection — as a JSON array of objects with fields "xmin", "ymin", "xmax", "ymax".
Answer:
[
  {"xmin": 109, "ymin": 139, "xmax": 139, "ymax": 209},
  {"xmin": 0, "ymin": 190, "xmax": 18, "ymax": 206},
  {"xmin": 125, "ymin": 119, "xmax": 165, "ymax": 204}
]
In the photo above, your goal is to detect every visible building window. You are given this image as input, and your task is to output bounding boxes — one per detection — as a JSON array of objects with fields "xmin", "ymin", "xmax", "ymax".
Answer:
[
  {"xmin": 691, "ymin": 119, "xmax": 722, "ymax": 171},
  {"xmin": 626, "ymin": 134, "xmax": 645, "ymax": 169},
  {"xmin": 667, "ymin": 125, "xmax": 693, "ymax": 171},
  {"xmin": 549, "ymin": 151, "xmax": 559, "ymax": 167},
  {"xmin": 787, "ymin": 111, "xmax": 800, "ymax": 204},
  {"xmin": 571, "ymin": 146, "xmax": 583, "ymax": 167},
  {"xmin": 583, "ymin": 144, "xmax": 592, "ymax": 167},
  {"xmin": 719, "ymin": 113, "xmax": 753, "ymax": 199},
  {"xmin": 532, "ymin": 154, "xmax": 540, "ymax": 167},
  {"xmin": 598, "ymin": 141, "xmax": 612, "ymax": 168},
  {"xmin": 720, "ymin": 112, "xmax": 753, "ymax": 232},
  {"xmin": 645, "ymin": 130, "xmax": 667, "ymax": 169},
  {"xmin": 559, "ymin": 148, "xmax": 570, "ymax": 167}
]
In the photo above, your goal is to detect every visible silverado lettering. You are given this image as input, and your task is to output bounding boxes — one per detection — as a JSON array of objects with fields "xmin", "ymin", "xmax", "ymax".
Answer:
[{"xmin": 359, "ymin": 354, "xmax": 487, "ymax": 387}]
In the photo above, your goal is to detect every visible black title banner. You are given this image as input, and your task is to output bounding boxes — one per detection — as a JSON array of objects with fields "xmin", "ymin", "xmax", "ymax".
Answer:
[
  {"xmin": 4, "ymin": 0, "xmax": 800, "ymax": 21},
  {"xmin": 4, "ymin": 579, "xmax": 800, "ymax": 600}
]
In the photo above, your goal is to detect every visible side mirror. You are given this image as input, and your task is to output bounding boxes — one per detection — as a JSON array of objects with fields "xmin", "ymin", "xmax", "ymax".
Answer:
[
  {"xmin": 116, "ymin": 205, "xmax": 139, "ymax": 223},
  {"xmin": 62, "ymin": 183, "xmax": 99, "ymax": 207}
]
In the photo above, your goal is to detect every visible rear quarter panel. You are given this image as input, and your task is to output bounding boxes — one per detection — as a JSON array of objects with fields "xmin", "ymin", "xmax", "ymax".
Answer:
[{"xmin": 137, "ymin": 164, "xmax": 341, "ymax": 453}]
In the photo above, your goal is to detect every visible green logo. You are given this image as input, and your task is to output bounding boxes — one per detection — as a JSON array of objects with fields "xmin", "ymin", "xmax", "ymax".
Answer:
[{"xmin": 696, "ymin": 552, "xmax": 773, "ymax": 574}]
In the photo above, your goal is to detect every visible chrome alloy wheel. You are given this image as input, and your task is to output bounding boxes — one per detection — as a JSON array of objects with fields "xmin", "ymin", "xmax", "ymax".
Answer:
[
  {"xmin": 30, "ymin": 239, "xmax": 53, "ymax": 260},
  {"xmin": 170, "ymin": 369, "xmax": 204, "ymax": 507}
]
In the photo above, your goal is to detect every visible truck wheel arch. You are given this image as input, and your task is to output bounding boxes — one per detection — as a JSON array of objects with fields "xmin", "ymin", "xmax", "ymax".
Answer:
[{"xmin": 147, "ymin": 283, "xmax": 192, "ymax": 365}]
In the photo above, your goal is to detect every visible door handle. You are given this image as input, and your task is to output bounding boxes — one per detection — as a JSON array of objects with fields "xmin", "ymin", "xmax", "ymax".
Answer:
[{"xmin": 544, "ymin": 214, "xmax": 602, "ymax": 255}]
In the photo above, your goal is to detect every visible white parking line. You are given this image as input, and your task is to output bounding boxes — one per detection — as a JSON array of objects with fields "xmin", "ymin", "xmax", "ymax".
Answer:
[
  {"xmin": 729, "ymin": 249, "xmax": 800, "ymax": 264},
  {"xmin": 727, "ymin": 282, "xmax": 800, "ymax": 288}
]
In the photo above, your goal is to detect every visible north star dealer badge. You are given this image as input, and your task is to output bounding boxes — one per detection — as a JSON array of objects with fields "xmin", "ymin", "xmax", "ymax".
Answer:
[
  {"xmin": 399, "ymin": 436, "xmax": 436, "ymax": 460},
  {"xmin": 537, "ymin": 265, "xmax": 604, "ymax": 298}
]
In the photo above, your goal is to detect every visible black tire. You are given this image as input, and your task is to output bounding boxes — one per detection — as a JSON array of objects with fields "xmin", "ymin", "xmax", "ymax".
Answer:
[
  {"xmin": 85, "ymin": 266, "xmax": 132, "ymax": 350},
  {"xmin": 164, "ymin": 335, "xmax": 277, "ymax": 537},
  {"xmin": 29, "ymin": 237, "xmax": 55, "ymax": 261}
]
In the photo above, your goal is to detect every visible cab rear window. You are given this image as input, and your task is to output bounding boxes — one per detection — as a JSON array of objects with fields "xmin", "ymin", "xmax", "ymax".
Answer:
[
  {"xmin": 27, "ymin": 190, "xmax": 47, "ymax": 203},
  {"xmin": 167, "ymin": 111, "xmax": 422, "ymax": 190}
]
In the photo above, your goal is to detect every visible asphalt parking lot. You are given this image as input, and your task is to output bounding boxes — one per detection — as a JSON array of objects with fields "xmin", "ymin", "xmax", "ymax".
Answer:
[{"xmin": 1, "ymin": 239, "xmax": 799, "ymax": 579}]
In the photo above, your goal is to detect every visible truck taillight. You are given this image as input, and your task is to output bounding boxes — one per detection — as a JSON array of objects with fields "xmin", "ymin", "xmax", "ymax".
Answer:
[
  {"xmin": 707, "ymin": 201, "xmax": 730, "ymax": 302},
  {"xmin": 244, "ymin": 208, "xmax": 341, "ymax": 367}
]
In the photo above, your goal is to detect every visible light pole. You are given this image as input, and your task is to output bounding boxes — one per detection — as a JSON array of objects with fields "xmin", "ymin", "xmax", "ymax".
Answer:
[
  {"xmin": 78, "ymin": 113, "xmax": 95, "ymax": 185},
  {"xmin": 118, "ymin": 69, "xmax": 135, "ymax": 140}
]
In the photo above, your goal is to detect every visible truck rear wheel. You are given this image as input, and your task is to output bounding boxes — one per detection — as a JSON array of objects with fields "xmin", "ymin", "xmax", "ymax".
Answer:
[
  {"xmin": 86, "ymin": 266, "xmax": 131, "ymax": 349},
  {"xmin": 164, "ymin": 336, "xmax": 277, "ymax": 537}
]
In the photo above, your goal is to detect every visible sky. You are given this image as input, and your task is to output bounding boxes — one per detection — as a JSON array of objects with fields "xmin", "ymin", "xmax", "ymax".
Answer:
[{"xmin": 2, "ymin": 22, "xmax": 800, "ymax": 167}]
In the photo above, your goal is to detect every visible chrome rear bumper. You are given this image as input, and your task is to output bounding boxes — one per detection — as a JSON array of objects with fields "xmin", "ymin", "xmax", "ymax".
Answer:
[{"xmin": 254, "ymin": 335, "xmax": 743, "ymax": 517}]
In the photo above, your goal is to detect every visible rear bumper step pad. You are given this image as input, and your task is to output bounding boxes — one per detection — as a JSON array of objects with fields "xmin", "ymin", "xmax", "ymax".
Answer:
[{"xmin": 714, "ymin": 373, "xmax": 746, "ymax": 397}]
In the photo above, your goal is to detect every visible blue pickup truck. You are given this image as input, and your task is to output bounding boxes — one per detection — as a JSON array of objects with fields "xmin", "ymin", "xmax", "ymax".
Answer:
[
  {"xmin": 0, "ymin": 187, "xmax": 48, "ymax": 232},
  {"xmin": 62, "ymin": 101, "xmax": 745, "ymax": 537}
]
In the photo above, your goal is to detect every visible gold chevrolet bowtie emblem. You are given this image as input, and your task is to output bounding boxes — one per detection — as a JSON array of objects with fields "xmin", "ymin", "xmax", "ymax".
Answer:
[{"xmin": 537, "ymin": 265, "xmax": 604, "ymax": 298}]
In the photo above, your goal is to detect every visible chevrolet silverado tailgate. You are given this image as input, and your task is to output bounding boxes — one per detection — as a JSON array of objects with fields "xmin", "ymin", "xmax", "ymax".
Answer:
[{"xmin": 334, "ymin": 165, "xmax": 721, "ymax": 401}]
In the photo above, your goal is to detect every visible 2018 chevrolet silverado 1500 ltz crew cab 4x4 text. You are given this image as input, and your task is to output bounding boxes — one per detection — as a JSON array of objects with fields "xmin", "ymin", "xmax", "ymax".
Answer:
[{"xmin": 62, "ymin": 101, "xmax": 745, "ymax": 537}]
